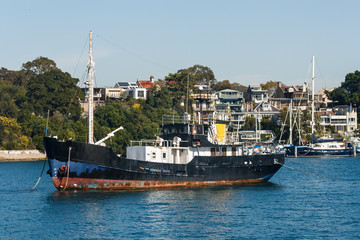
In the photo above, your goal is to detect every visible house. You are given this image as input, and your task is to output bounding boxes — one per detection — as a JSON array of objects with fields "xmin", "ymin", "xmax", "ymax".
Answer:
[
  {"xmin": 80, "ymin": 87, "xmax": 106, "ymax": 115},
  {"xmin": 245, "ymin": 84, "xmax": 268, "ymax": 103},
  {"xmin": 191, "ymin": 85, "xmax": 217, "ymax": 123},
  {"xmin": 104, "ymin": 88, "xmax": 123, "ymax": 99},
  {"xmin": 318, "ymin": 105, "xmax": 357, "ymax": 134},
  {"xmin": 270, "ymin": 82, "xmax": 312, "ymax": 110},
  {"xmin": 215, "ymin": 89, "xmax": 246, "ymax": 130},
  {"xmin": 137, "ymin": 75, "xmax": 155, "ymax": 89},
  {"xmin": 317, "ymin": 88, "xmax": 333, "ymax": 108},
  {"xmin": 114, "ymin": 81, "xmax": 147, "ymax": 100},
  {"xmin": 114, "ymin": 82, "xmax": 138, "ymax": 90},
  {"xmin": 248, "ymin": 101, "xmax": 280, "ymax": 118}
]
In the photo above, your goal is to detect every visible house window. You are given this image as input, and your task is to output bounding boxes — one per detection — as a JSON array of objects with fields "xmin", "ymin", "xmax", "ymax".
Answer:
[
  {"xmin": 211, "ymin": 148, "xmax": 215, "ymax": 156},
  {"xmin": 163, "ymin": 153, "xmax": 166, "ymax": 158},
  {"xmin": 138, "ymin": 90, "xmax": 144, "ymax": 98}
]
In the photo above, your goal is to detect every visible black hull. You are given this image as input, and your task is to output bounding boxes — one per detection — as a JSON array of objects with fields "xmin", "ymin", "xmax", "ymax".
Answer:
[{"xmin": 44, "ymin": 137, "xmax": 284, "ymax": 190}]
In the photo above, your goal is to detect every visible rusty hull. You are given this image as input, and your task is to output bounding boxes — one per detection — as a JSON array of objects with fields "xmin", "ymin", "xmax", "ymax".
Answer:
[{"xmin": 53, "ymin": 177, "xmax": 268, "ymax": 191}]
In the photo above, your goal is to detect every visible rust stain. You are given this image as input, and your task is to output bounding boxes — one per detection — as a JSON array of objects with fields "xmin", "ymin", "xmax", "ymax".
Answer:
[{"xmin": 53, "ymin": 177, "xmax": 266, "ymax": 191}]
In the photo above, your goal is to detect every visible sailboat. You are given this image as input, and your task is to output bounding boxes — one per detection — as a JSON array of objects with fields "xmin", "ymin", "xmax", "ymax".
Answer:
[
  {"xmin": 285, "ymin": 56, "xmax": 353, "ymax": 157},
  {"xmin": 43, "ymin": 31, "xmax": 284, "ymax": 190}
]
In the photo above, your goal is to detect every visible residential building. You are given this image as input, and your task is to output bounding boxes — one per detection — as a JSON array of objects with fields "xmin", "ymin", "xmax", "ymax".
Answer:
[
  {"xmin": 245, "ymin": 84, "xmax": 268, "ymax": 103},
  {"xmin": 317, "ymin": 88, "xmax": 333, "ymax": 108},
  {"xmin": 129, "ymin": 88, "xmax": 147, "ymax": 100},
  {"xmin": 80, "ymin": 87, "xmax": 106, "ymax": 115},
  {"xmin": 104, "ymin": 88, "xmax": 123, "ymax": 99},
  {"xmin": 270, "ymin": 82, "xmax": 311, "ymax": 110},
  {"xmin": 114, "ymin": 81, "xmax": 147, "ymax": 100},
  {"xmin": 318, "ymin": 105, "xmax": 357, "ymax": 134},
  {"xmin": 114, "ymin": 82, "xmax": 138, "ymax": 90},
  {"xmin": 248, "ymin": 101, "xmax": 280, "ymax": 118},
  {"xmin": 191, "ymin": 85, "xmax": 217, "ymax": 123},
  {"xmin": 137, "ymin": 75, "xmax": 155, "ymax": 89},
  {"xmin": 215, "ymin": 89, "xmax": 246, "ymax": 130}
]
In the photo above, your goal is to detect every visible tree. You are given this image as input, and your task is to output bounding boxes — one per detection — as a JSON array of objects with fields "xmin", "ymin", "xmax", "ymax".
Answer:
[
  {"xmin": 327, "ymin": 86, "xmax": 349, "ymax": 105},
  {"xmin": 186, "ymin": 64, "xmax": 215, "ymax": 84},
  {"xmin": 242, "ymin": 116, "xmax": 256, "ymax": 130},
  {"xmin": 0, "ymin": 68, "xmax": 22, "ymax": 86},
  {"xmin": 0, "ymin": 116, "xmax": 32, "ymax": 150},
  {"xmin": 25, "ymin": 69, "xmax": 81, "ymax": 119},
  {"xmin": 327, "ymin": 70, "xmax": 360, "ymax": 107},
  {"xmin": 212, "ymin": 80, "xmax": 232, "ymax": 91},
  {"xmin": 0, "ymin": 82, "xmax": 26, "ymax": 118},
  {"xmin": 22, "ymin": 56, "xmax": 59, "ymax": 75},
  {"xmin": 260, "ymin": 80, "xmax": 278, "ymax": 90}
]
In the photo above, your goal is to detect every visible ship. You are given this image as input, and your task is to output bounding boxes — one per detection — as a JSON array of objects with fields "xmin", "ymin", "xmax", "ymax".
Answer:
[{"xmin": 43, "ymin": 31, "xmax": 284, "ymax": 190}]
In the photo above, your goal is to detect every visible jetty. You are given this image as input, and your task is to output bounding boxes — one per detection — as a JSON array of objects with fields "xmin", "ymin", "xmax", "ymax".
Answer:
[{"xmin": 0, "ymin": 150, "xmax": 46, "ymax": 162}]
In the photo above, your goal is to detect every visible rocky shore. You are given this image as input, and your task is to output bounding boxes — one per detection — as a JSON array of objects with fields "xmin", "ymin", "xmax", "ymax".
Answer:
[{"xmin": 0, "ymin": 150, "xmax": 46, "ymax": 161}]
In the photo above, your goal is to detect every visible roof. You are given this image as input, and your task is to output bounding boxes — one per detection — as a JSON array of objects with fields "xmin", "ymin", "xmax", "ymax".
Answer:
[
  {"xmin": 253, "ymin": 101, "xmax": 280, "ymax": 113},
  {"xmin": 138, "ymin": 81, "xmax": 155, "ymax": 89},
  {"xmin": 219, "ymin": 89, "xmax": 242, "ymax": 93},
  {"xmin": 114, "ymin": 82, "xmax": 138, "ymax": 89},
  {"xmin": 318, "ymin": 111, "xmax": 335, "ymax": 116}
]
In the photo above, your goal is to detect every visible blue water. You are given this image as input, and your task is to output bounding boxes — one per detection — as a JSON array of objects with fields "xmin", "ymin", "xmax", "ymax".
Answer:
[{"xmin": 1, "ymin": 157, "xmax": 360, "ymax": 239}]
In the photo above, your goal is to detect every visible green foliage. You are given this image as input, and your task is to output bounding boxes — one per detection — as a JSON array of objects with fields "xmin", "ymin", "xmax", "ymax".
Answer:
[
  {"xmin": 0, "ymin": 82, "xmax": 26, "ymax": 118},
  {"xmin": 0, "ymin": 116, "xmax": 33, "ymax": 150},
  {"xmin": 327, "ymin": 88, "xmax": 349, "ymax": 105},
  {"xmin": 164, "ymin": 65, "xmax": 216, "ymax": 113},
  {"xmin": 243, "ymin": 116, "xmax": 255, "ymax": 130},
  {"xmin": 212, "ymin": 80, "xmax": 247, "ymax": 92},
  {"xmin": 93, "ymin": 100, "xmax": 159, "ymax": 155},
  {"xmin": 186, "ymin": 64, "xmax": 215, "ymax": 84},
  {"xmin": 25, "ymin": 69, "xmax": 81, "ymax": 119},
  {"xmin": 260, "ymin": 81, "xmax": 278, "ymax": 90},
  {"xmin": 212, "ymin": 80, "xmax": 232, "ymax": 91},
  {"xmin": 327, "ymin": 70, "xmax": 360, "ymax": 108}
]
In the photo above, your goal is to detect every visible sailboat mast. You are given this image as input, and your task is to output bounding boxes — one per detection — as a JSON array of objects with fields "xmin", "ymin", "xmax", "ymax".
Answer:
[
  {"xmin": 88, "ymin": 31, "xmax": 95, "ymax": 144},
  {"xmin": 289, "ymin": 99, "xmax": 293, "ymax": 145},
  {"xmin": 311, "ymin": 56, "xmax": 315, "ymax": 135}
]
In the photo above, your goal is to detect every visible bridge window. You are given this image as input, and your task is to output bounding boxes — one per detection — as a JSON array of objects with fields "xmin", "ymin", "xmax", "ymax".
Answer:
[
  {"xmin": 222, "ymin": 147, "xmax": 227, "ymax": 156},
  {"xmin": 211, "ymin": 148, "xmax": 215, "ymax": 156},
  {"xmin": 232, "ymin": 147, "xmax": 236, "ymax": 156}
]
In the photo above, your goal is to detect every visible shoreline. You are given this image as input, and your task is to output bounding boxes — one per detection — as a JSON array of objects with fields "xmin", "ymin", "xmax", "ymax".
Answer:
[{"xmin": 0, "ymin": 150, "xmax": 46, "ymax": 162}]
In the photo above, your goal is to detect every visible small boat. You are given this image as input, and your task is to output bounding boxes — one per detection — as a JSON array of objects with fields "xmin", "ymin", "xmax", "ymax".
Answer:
[
  {"xmin": 43, "ymin": 31, "xmax": 284, "ymax": 190},
  {"xmin": 285, "ymin": 134, "xmax": 353, "ymax": 157},
  {"xmin": 283, "ymin": 56, "xmax": 354, "ymax": 157},
  {"xmin": 350, "ymin": 137, "xmax": 360, "ymax": 153}
]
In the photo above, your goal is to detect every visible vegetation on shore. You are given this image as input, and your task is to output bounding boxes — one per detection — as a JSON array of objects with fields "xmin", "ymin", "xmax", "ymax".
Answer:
[{"xmin": 1, "ymin": 57, "xmax": 359, "ymax": 154}]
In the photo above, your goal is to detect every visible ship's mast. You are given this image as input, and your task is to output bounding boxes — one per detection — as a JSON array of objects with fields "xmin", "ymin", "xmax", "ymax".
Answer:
[
  {"xmin": 311, "ymin": 56, "xmax": 315, "ymax": 135},
  {"xmin": 88, "ymin": 31, "xmax": 95, "ymax": 144}
]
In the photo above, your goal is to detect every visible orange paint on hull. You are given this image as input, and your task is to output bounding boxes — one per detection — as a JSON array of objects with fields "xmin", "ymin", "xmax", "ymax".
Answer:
[{"xmin": 53, "ymin": 177, "xmax": 268, "ymax": 191}]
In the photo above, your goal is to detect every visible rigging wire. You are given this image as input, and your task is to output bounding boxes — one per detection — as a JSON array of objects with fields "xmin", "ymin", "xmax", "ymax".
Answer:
[
  {"xmin": 28, "ymin": 159, "xmax": 48, "ymax": 190},
  {"xmin": 315, "ymin": 58, "xmax": 327, "ymax": 90},
  {"xmin": 0, "ymin": 159, "xmax": 48, "ymax": 192},
  {"xmin": 94, "ymin": 33, "xmax": 175, "ymax": 72},
  {"xmin": 72, "ymin": 36, "xmax": 89, "ymax": 77},
  {"xmin": 279, "ymin": 58, "xmax": 314, "ymax": 145},
  {"xmin": 56, "ymin": 59, "xmax": 88, "ymax": 136},
  {"xmin": 275, "ymin": 160, "xmax": 360, "ymax": 181}
]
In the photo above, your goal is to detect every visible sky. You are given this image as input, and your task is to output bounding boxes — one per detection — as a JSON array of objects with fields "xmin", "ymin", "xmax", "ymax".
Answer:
[{"xmin": 2, "ymin": 0, "xmax": 360, "ymax": 91}]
